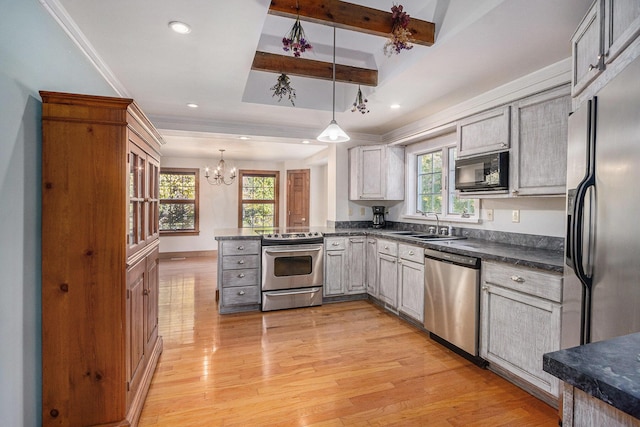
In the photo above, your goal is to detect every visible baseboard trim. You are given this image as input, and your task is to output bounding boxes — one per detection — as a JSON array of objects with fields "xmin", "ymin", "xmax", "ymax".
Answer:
[{"xmin": 159, "ymin": 250, "xmax": 217, "ymax": 259}]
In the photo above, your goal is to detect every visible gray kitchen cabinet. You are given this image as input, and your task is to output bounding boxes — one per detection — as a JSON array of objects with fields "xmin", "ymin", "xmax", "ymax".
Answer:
[
  {"xmin": 218, "ymin": 239, "xmax": 261, "ymax": 314},
  {"xmin": 377, "ymin": 239, "xmax": 399, "ymax": 309},
  {"xmin": 456, "ymin": 106, "xmax": 510, "ymax": 157},
  {"xmin": 562, "ymin": 384, "xmax": 640, "ymax": 427},
  {"xmin": 347, "ymin": 236, "xmax": 367, "ymax": 294},
  {"xmin": 398, "ymin": 244, "xmax": 424, "ymax": 322},
  {"xmin": 572, "ymin": 0, "xmax": 640, "ymax": 97},
  {"xmin": 365, "ymin": 237, "xmax": 378, "ymax": 297},
  {"xmin": 324, "ymin": 237, "xmax": 347, "ymax": 296},
  {"xmin": 510, "ymin": 85, "xmax": 572, "ymax": 196},
  {"xmin": 572, "ymin": 0, "xmax": 605, "ymax": 96},
  {"xmin": 349, "ymin": 145, "xmax": 405, "ymax": 200},
  {"xmin": 480, "ymin": 261, "xmax": 562, "ymax": 404}
]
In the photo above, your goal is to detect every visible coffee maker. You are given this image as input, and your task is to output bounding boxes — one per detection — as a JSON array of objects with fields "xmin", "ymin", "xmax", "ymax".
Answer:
[{"xmin": 372, "ymin": 206, "xmax": 386, "ymax": 229}]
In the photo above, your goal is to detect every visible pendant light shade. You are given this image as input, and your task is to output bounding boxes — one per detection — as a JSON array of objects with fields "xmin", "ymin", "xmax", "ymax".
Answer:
[{"xmin": 317, "ymin": 27, "xmax": 350, "ymax": 143}]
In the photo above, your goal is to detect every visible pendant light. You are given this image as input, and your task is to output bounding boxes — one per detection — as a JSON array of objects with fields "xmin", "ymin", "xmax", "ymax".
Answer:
[{"xmin": 317, "ymin": 27, "xmax": 350, "ymax": 143}]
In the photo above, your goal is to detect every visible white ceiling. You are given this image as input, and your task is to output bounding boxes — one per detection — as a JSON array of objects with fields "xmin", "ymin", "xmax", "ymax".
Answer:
[{"xmin": 54, "ymin": 0, "xmax": 591, "ymax": 161}]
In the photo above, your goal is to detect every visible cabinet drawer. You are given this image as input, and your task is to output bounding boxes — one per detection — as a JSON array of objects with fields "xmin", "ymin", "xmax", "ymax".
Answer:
[
  {"xmin": 325, "ymin": 237, "xmax": 346, "ymax": 250},
  {"xmin": 482, "ymin": 261, "xmax": 562, "ymax": 303},
  {"xmin": 222, "ymin": 254, "xmax": 260, "ymax": 270},
  {"xmin": 377, "ymin": 239, "xmax": 398, "ymax": 257},
  {"xmin": 221, "ymin": 268, "xmax": 259, "ymax": 287},
  {"xmin": 222, "ymin": 285, "xmax": 260, "ymax": 306},
  {"xmin": 221, "ymin": 240, "xmax": 260, "ymax": 255},
  {"xmin": 399, "ymin": 244, "xmax": 424, "ymax": 264}
]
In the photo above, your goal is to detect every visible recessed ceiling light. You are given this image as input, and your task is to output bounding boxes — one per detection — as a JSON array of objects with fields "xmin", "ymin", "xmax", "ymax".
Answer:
[
  {"xmin": 301, "ymin": 140, "xmax": 310, "ymax": 144},
  {"xmin": 186, "ymin": 103, "xmax": 198, "ymax": 108},
  {"xmin": 390, "ymin": 104, "xmax": 401, "ymax": 109},
  {"xmin": 169, "ymin": 21, "xmax": 191, "ymax": 34},
  {"xmin": 238, "ymin": 136, "xmax": 250, "ymax": 140}
]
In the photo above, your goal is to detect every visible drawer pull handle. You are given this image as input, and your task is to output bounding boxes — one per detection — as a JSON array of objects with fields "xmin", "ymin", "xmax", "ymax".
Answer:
[
  {"xmin": 409, "ymin": 251, "xmax": 414, "ymax": 255},
  {"xmin": 511, "ymin": 275, "xmax": 525, "ymax": 283},
  {"xmin": 332, "ymin": 242, "xmax": 340, "ymax": 246},
  {"xmin": 369, "ymin": 241, "xmax": 376, "ymax": 244},
  {"xmin": 237, "ymin": 245, "xmax": 244, "ymax": 250},
  {"xmin": 482, "ymin": 286, "xmax": 489, "ymax": 291},
  {"xmin": 238, "ymin": 290, "xmax": 245, "ymax": 295},
  {"xmin": 238, "ymin": 273, "xmax": 245, "ymax": 278},
  {"xmin": 384, "ymin": 245, "xmax": 389, "ymax": 249},
  {"xmin": 238, "ymin": 260, "xmax": 245, "ymax": 264}
]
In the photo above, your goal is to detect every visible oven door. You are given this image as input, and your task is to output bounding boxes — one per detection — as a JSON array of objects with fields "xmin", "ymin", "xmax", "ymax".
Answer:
[{"xmin": 261, "ymin": 243, "xmax": 324, "ymax": 291}]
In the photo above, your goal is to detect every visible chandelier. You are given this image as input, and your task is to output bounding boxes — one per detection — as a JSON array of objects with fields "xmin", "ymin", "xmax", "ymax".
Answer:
[{"xmin": 204, "ymin": 149, "xmax": 236, "ymax": 185}]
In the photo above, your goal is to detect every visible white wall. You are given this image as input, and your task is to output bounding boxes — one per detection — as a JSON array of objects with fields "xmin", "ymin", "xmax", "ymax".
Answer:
[
  {"xmin": 1, "ymin": 1, "xmax": 118, "ymax": 425},
  {"xmin": 160, "ymin": 152, "xmax": 331, "ymax": 253}
]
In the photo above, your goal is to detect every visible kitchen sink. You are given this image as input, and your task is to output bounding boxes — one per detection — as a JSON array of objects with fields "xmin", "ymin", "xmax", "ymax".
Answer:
[
  {"xmin": 383, "ymin": 230, "xmax": 421, "ymax": 235},
  {"xmin": 410, "ymin": 234, "xmax": 467, "ymax": 241}
]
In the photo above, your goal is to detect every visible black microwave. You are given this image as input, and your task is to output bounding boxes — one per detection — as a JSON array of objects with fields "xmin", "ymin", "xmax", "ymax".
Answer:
[{"xmin": 455, "ymin": 151, "xmax": 509, "ymax": 192}]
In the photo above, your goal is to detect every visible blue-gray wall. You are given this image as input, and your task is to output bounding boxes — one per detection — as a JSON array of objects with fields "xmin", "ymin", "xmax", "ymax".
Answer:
[{"xmin": 0, "ymin": 1, "xmax": 117, "ymax": 425}]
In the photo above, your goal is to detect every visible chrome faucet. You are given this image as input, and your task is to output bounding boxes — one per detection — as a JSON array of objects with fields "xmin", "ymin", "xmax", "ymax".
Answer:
[{"xmin": 417, "ymin": 210, "xmax": 440, "ymax": 234}]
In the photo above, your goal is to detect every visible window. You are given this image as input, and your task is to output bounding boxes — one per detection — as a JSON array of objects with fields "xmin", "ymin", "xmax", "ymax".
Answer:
[
  {"xmin": 413, "ymin": 144, "xmax": 476, "ymax": 220},
  {"xmin": 159, "ymin": 168, "xmax": 199, "ymax": 235},
  {"xmin": 238, "ymin": 170, "xmax": 280, "ymax": 228}
]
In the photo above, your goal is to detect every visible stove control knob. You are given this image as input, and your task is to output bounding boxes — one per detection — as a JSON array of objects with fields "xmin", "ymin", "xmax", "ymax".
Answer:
[
  {"xmin": 314, "ymin": 232, "xmax": 319, "ymax": 236},
  {"xmin": 274, "ymin": 234, "xmax": 279, "ymax": 238},
  {"xmin": 266, "ymin": 234, "xmax": 272, "ymax": 238}
]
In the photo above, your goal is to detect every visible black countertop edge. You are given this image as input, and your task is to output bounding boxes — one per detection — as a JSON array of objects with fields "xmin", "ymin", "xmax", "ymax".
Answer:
[
  {"xmin": 543, "ymin": 333, "xmax": 640, "ymax": 419},
  {"xmin": 214, "ymin": 228, "xmax": 564, "ymax": 273}
]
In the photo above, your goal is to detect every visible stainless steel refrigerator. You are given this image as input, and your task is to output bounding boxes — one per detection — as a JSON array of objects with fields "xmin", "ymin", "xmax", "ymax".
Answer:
[{"xmin": 562, "ymin": 55, "xmax": 640, "ymax": 348}]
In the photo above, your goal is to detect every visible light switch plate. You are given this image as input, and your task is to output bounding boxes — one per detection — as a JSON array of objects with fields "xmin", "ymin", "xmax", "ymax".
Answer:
[
  {"xmin": 360, "ymin": 207, "xmax": 365, "ymax": 216},
  {"xmin": 512, "ymin": 210, "xmax": 520, "ymax": 223}
]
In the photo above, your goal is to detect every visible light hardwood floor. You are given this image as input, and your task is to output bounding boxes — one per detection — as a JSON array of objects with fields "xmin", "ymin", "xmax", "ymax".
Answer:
[{"xmin": 138, "ymin": 256, "xmax": 558, "ymax": 426}]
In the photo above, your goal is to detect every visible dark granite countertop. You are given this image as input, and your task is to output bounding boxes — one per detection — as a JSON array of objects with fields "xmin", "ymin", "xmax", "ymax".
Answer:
[
  {"xmin": 215, "ymin": 227, "xmax": 564, "ymax": 273},
  {"xmin": 543, "ymin": 333, "xmax": 640, "ymax": 419},
  {"xmin": 322, "ymin": 228, "xmax": 563, "ymax": 273}
]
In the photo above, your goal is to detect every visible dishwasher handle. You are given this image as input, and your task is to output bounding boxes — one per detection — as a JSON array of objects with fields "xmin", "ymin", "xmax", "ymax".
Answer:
[{"xmin": 424, "ymin": 248, "xmax": 479, "ymax": 269}]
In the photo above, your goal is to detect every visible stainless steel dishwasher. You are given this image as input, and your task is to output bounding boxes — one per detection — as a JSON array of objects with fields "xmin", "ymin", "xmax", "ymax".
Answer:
[{"xmin": 423, "ymin": 248, "xmax": 480, "ymax": 356}]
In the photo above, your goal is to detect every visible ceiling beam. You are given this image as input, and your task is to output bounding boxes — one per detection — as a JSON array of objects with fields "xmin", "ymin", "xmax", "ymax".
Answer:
[
  {"xmin": 252, "ymin": 51, "xmax": 378, "ymax": 86},
  {"xmin": 269, "ymin": 0, "xmax": 435, "ymax": 47}
]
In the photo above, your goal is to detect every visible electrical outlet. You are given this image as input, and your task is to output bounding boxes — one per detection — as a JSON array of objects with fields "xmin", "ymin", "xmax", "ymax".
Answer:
[
  {"xmin": 348, "ymin": 208, "xmax": 353, "ymax": 216},
  {"xmin": 486, "ymin": 209, "xmax": 494, "ymax": 222},
  {"xmin": 512, "ymin": 210, "xmax": 520, "ymax": 223},
  {"xmin": 360, "ymin": 207, "xmax": 365, "ymax": 216}
]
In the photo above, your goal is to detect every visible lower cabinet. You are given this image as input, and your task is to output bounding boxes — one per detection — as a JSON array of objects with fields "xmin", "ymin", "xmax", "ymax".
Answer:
[
  {"xmin": 398, "ymin": 244, "xmax": 425, "ymax": 322},
  {"xmin": 377, "ymin": 239, "xmax": 399, "ymax": 309},
  {"xmin": 480, "ymin": 261, "xmax": 562, "ymax": 403},
  {"xmin": 365, "ymin": 237, "xmax": 378, "ymax": 297},
  {"xmin": 218, "ymin": 239, "xmax": 261, "ymax": 313},
  {"xmin": 324, "ymin": 236, "xmax": 367, "ymax": 297}
]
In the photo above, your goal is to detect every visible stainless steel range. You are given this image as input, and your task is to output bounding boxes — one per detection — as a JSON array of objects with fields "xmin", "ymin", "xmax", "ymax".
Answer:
[{"xmin": 257, "ymin": 229, "xmax": 324, "ymax": 311}]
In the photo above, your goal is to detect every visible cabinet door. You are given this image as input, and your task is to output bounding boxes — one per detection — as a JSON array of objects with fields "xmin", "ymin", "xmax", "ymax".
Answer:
[
  {"xmin": 604, "ymin": 0, "xmax": 640, "ymax": 64},
  {"xmin": 144, "ymin": 246, "xmax": 160, "ymax": 357},
  {"xmin": 324, "ymin": 250, "xmax": 346, "ymax": 296},
  {"xmin": 480, "ymin": 283, "xmax": 561, "ymax": 397},
  {"xmin": 127, "ymin": 142, "xmax": 147, "ymax": 256},
  {"xmin": 365, "ymin": 238, "xmax": 378, "ymax": 297},
  {"xmin": 126, "ymin": 258, "xmax": 146, "ymax": 405},
  {"xmin": 398, "ymin": 260, "xmax": 425, "ymax": 322},
  {"xmin": 510, "ymin": 86, "xmax": 571, "ymax": 196},
  {"xmin": 457, "ymin": 106, "xmax": 510, "ymax": 157},
  {"xmin": 359, "ymin": 146, "xmax": 385, "ymax": 199},
  {"xmin": 347, "ymin": 237, "xmax": 366, "ymax": 294},
  {"xmin": 572, "ymin": 0, "xmax": 605, "ymax": 96},
  {"xmin": 378, "ymin": 253, "xmax": 398, "ymax": 308},
  {"xmin": 146, "ymin": 155, "xmax": 160, "ymax": 242}
]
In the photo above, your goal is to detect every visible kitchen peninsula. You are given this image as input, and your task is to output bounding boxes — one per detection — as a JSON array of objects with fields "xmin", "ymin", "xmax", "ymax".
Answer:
[{"xmin": 544, "ymin": 333, "xmax": 640, "ymax": 426}]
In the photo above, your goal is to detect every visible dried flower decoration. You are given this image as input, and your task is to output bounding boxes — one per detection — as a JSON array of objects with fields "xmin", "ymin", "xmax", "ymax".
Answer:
[
  {"xmin": 271, "ymin": 73, "xmax": 296, "ymax": 106},
  {"xmin": 351, "ymin": 86, "xmax": 369, "ymax": 114},
  {"xmin": 282, "ymin": 17, "xmax": 312, "ymax": 57},
  {"xmin": 383, "ymin": 4, "xmax": 414, "ymax": 56}
]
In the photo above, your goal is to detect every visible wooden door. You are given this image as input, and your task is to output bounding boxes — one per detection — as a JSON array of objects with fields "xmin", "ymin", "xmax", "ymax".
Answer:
[{"xmin": 287, "ymin": 169, "xmax": 310, "ymax": 228}]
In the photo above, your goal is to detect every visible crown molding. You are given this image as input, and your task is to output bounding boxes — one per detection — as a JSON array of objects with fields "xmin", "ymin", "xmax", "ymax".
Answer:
[
  {"xmin": 39, "ymin": 0, "xmax": 130, "ymax": 97},
  {"xmin": 385, "ymin": 57, "xmax": 573, "ymax": 146}
]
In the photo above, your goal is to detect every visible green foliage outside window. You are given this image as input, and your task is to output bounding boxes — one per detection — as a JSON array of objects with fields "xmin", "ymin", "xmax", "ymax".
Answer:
[
  {"xmin": 417, "ymin": 151, "xmax": 443, "ymax": 213},
  {"xmin": 241, "ymin": 175, "xmax": 277, "ymax": 228},
  {"xmin": 159, "ymin": 170, "xmax": 197, "ymax": 231}
]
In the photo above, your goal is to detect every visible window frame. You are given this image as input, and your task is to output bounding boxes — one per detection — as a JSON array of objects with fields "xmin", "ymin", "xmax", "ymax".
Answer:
[
  {"xmin": 405, "ymin": 136, "xmax": 479, "ymax": 224},
  {"xmin": 159, "ymin": 167, "xmax": 200, "ymax": 236},
  {"xmin": 237, "ymin": 170, "xmax": 280, "ymax": 228}
]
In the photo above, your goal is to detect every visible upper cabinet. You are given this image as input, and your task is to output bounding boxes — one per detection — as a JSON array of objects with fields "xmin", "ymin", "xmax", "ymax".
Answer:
[
  {"xmin": 510, "ymin": 85, "xmax": 572, "ymax": 196},
  {"xmin": 457, "ymin": 106, "xmax": 510, "ymax": 157},
  {"xmin": 572, "ymin": 0, "xmax": 640, "ymax": 97},
  {"xmin": 349, "ymin": 145, "xmax": 405, "ymax": 201}
]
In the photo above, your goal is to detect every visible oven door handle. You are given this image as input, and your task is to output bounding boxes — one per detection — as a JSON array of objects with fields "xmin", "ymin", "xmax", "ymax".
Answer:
[
  {"xmin": 264, "ymin": 247, "xmax": 322, "ymax": 255},
  {"xmin": 264, "ymin": 287, "xmax": 321, "ymax": 296}
]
